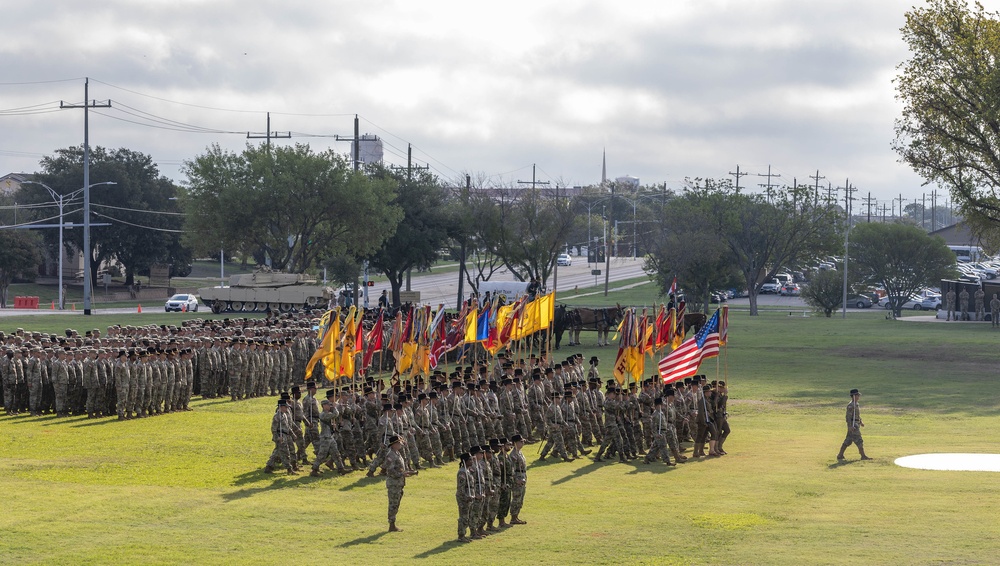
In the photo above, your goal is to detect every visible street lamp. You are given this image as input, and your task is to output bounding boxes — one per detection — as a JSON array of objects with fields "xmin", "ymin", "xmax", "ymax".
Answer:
[{"xmin": 23, "ymin": 180, "xmax": 115, "ymax": 310}]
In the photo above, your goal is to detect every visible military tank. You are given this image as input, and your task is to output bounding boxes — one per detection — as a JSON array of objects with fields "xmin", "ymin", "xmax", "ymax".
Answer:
[{"xmin": 198, "ymin": 271, "xmax": 333, "ymax": 314}]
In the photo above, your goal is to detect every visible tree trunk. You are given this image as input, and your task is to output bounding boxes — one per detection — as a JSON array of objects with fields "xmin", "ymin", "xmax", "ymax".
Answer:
[
  {"xmin": 748, "ymin": 291, "xmax": 759, "ymax": 316},
  {"xmin": 388, "ymin": 270, "xmax": 405, "ymax": 307}
]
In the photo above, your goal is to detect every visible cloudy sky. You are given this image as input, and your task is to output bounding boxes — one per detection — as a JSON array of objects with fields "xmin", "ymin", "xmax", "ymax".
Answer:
[{"xmin": 0, "ymin": 0, "xmax": 986, "ymax": 206}]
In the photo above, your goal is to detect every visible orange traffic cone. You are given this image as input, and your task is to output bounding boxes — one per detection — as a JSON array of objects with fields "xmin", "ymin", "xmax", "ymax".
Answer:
[
  {"xmin": 51, "ymin": 301, "xmax": 55, "ymax": 310},
  {"xmin": 71, "ymin": 303, "xmax": 76, "ymax": 311},
  {"xmin": 137, "ymin": 304, "xmax": 142, "ymax": 313},
  {"xmin": 182, "ymin": 303, "xmax": 187, "ymax": 313}
]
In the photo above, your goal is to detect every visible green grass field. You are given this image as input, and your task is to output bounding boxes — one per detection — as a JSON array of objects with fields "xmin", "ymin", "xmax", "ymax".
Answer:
[{"xmin": 2, "ymin": 305, "xmax": 1000, "ymax": 564}]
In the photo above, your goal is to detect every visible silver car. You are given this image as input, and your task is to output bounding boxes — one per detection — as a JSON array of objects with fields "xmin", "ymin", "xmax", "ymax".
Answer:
[{"xmin": 165, "ymin": 294, "xmax": 199, "ymax": 312}]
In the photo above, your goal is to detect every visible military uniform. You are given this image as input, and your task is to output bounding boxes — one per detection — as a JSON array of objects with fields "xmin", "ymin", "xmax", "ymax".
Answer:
[{"xmin": 837, "ymin": 388, "xmax": 871, "ymax": 461}]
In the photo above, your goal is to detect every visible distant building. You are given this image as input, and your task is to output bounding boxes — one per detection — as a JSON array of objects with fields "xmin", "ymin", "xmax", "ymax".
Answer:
[
  {"xmin": 0, "ymin": 172, "xmax": 34, "ymax": 195},
  {"xmin": 615, "ymin": 175, "xmax": 639, "ymax": 190},
  {"xmin": 929, "ymin": 222, "xmax": 978, "ymax": 248},
  {"xmin": 352, "ymin": 134, "xmax": 383, "ymax": 165}
]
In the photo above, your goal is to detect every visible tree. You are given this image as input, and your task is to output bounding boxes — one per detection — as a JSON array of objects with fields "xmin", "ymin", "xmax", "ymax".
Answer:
[
  {"xmin": 642, "ymin": 190, "xmax": 741, "ymax": 312},
  {"xmin": 496, "ymin": 188, "xmax": 575, "ymax": 287},
  {"xmin": 894, "ymin": 0, "xmax": 1000, "ymax": 248},
  {"xmin": 693, "ymin": 179, "xmax": 840, "ymax": 315},
  {"xmin": 0, "ymin": 230, "xmax": 40, "ymax": 308},
  {"xmin": 183, "ymin": 143, "xmax": 402, "ymax": 273},
  {"xmin": 453, "ymin": 188, "xmax": 506, "ymax": 295},
  {"xmin": 802, "ymin": 269, "xmax": 847, "ymax": 317},
  {"xmin": 23, "ymin": 146, "xmax": 187, "ymax": 287},
  {"xmin": 366, "ymin": 167, "xmax": 456, "ymax": 307},
  {"xmin": 849, "ymin": 222, "xmax": 957, "ymax": 317}
]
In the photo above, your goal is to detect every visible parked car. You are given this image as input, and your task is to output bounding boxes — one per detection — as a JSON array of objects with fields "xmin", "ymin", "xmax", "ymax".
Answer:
[
  {"xmin": 882, "ymin": 295, "xmax": 942, "ymax": 311},
  {"xmin": 779, "ymin": 283, "xmax": 801, "ymax": 296},
  {"xmin": 848, "ymin": 295, "xmax": 873, "ymax": 309},
  {"xmin": 760, "ymin": 282, "xmax": 781, "ymax": 294},
  {"xmin": 165, "ymin": 294, "xmax": 199, "ymax": 312},
  {"xmin": 556, "ymin": 253, "xmax": 572, "ymax": 267}
]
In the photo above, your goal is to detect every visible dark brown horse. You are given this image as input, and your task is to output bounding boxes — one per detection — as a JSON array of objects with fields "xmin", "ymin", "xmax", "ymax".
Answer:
[
  {"xmin": 568, "ymin": 304, "xmax": 624, "ymax": 346},
  {"xmin": 683, "ymin": 312, "xmax": 707, "ymax": 334}
]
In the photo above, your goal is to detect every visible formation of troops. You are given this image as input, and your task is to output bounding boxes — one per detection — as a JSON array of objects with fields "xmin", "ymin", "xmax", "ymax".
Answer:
[
  {"xmin": 0, "ymin": 314, "xmax": 320, "ymax": 419},
  {"xmin": 266, "ymin": 347, "xmax": 733, "ymax": 537},
  {"xmin": 0, "ymin": 312, "xmax": 734, "ymax": 541}
]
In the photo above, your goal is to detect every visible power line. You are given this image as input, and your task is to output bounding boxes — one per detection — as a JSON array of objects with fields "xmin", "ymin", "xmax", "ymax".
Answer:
[{"xmin": 92, "ymin": 211, "xmax": 184, "ymax": 233}]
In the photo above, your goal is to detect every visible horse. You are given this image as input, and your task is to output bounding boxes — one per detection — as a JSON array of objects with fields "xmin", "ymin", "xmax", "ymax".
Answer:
[
  {"xmin": 553, "ymin": 304, "xmax": 571, "ymax": 349},
  {"xmin": 568, "ymin": 304, "xmax": 624, "ymax": 347},
  {"xmin": 683, "ymin": 312, "xmax": 707, "ymax": 334}
]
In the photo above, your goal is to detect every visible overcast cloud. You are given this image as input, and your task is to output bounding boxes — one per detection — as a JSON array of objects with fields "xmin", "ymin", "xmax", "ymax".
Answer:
[{"xmin": 0, "ymin": 0, "xmax": 986, "ymax": 205}]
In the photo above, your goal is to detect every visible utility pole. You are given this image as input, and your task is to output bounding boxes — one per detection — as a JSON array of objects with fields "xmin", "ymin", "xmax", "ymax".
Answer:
[
  {"xmin": 826, "ymin": 182, "xmax": 835, "ymax": 206},
  {"xmin": 809, "ymin": 169, "xmax": 825, "ymax": 208},
  {"xmin": 729, "ymin": 165, "xmax": 748, "ymax": 193},
  {"xmin": 457, "ymin": 174, "xmax": 470, "ymax": 309},
  {"xmin": 896, "ymin": 193, "xmax": 907, "ymax": 220},
  {"xmin": 931, "ymin": 189, "xmax": 937, "ymax": 231},
  {"xmin": 61, "ymin": 77, "xmax": 110, "ymax": 316},
  {"xmin": 517, "ymin": 163, "xmax": 551, "ymax": 193},
  {"xmin": 246, "ymin": 112, "xmax": 290, "ymax": 148},
  {"xmin": 922, "ymin": 193, "xmax": 927, "ymax": 229},
  {"xmin": 863, "ymin": 192, "xmax": 875, "ymax": 223},
  {"xmin": 839, "ymin": 179, "xmax": 856, "ymax": 319},
  {"xmin": 389, "ymin": 144, "xmax": 430, "ymax": 180},
  {"xmin": 756, "ymin": 165, "xmax": 781, "ymax": 201}
]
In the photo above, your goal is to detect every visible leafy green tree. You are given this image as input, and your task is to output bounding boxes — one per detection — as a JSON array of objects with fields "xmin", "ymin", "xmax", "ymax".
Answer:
[
  {"xmin": 849, "ymin": 222, "xmax": 957, "ymax": 317},
  {"xmin": 366, "ymin": 166, "xmax": 456, "ymax": 307},
  {"xmin": 0, "ymin": 230, "xmax": 41, "ymax": 308},
  {"xmin": 642, "ymin": 190, "xmax": 741, "ymax": 312},
  {"xmin": 23, "ymin": 146, "xmax": 186, "ymax": 287},
  {"xmin": 452, "ymin": 187, "xmax": 506, "ymax": 295},
  {"xmin": 802, "ymin": 269, "xmax": 846, "ymax": 317},
  {"xmin": 496, "ymin": 188, "xmax": 575, "ymax": 287},
  {"xmin": 894, "ymin": 0, "xmax": 1000, "ymax": 247},
  {"xmin": 692, "ymin": 179, "xmax": 840, "ymax": 315},
  {"xmin": 183, "ymin": 143, "xmax": 402, "ymax": 273}
]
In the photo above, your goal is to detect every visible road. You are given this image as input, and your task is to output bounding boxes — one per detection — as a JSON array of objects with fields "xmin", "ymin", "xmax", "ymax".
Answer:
[
  {"xmin": 361, "ymin": 257, "xmax": 648, "ymax": 307},
  {"xmin": 0, "ymin": 257, "xmax": 650, "ymax": 317}
]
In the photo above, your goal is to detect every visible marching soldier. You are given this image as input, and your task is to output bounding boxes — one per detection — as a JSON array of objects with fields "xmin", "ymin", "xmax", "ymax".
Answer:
[{"xmin": 837, "ymin": 388, "xmax": 872, "ymax": 461}]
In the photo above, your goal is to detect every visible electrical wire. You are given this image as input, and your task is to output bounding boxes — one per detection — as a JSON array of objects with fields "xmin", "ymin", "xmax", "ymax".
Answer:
[
  {"xmin": 92, "ymin": 203, "xmax": 185, "ymax": 216},
  {"xmin": 91, "ymin": 211, "xmax": 185, "ymax": 233}
]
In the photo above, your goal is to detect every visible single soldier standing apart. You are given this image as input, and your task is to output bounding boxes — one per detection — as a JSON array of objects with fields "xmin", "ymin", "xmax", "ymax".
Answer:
[
  {"xmin": 508, "ymin": 434, "xmax": 528, "ymax": 525},
  {"xmin": 975, "ymin": 287, "xmax": 986, "ymax": 321},
  {"xmin": 385, "ymin": 434, "xmax": 416, "ymax": 533},
  {"xmin": 959, "ymin": 287, "xmax": 970, "ymax": 321},
  {"xmin": 946, "ymin": 287, "xmax": 956, "ymax": 321},
  {"xmin": 991, "ymin": 294, "xmax": 1000, "ymax": 328},
  {"xmin": 837, "ymin": 388, "xmax": 872, "ymax": 461}
]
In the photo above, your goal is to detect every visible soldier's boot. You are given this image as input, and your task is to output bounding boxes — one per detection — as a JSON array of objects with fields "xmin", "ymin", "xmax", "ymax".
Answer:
[
  {"xmin": 859, "ymin": 446, "xmax": 872, "ymax": 460},
  {"xmin": 672, "ymin": 448, "xmax": 688, "ymax": 462},
  {"xmin": 486, "ymin": 521, "xmax": 498, "ymax": 532},
  {"xmin": 708, "ymin": 440, "xmax": 720, "ymax": 456},
  {"xmin": 498, "ymin": 518, "xmax": 509, "ymax": 528},
  {"xmin": 510, "ymin": 515, "xmax": 526, "ymax": 525},
  {"xmin": 581, "ymin": 448, "xmax": 592, "ymax": 455},
  {"xmin": 286, "ymin": 467, "xmax": 298, "ymax": 475},
  {"xmin": 309, "ymin": 469, "xmax": 322, "ymax": 477},
  {"xmin": 663, "ymin": 452, "xmax": 676, "ymax": 466},
  {"xmin": 389, "ymin": 521, "xmax": 402, "ymax": 533},
  {"xmin": 837, "ymin": 444, "xmax": 848, "ymax": 460},
  {"xmin": 264, "ymin": 465, "xmax": 275, "ymax": 474}
]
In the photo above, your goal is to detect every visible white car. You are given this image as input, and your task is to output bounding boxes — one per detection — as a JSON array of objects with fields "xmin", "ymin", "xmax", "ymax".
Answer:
[
  {"xmin": 881, "ymin": 295, "xmax": 941, "ymax": 311},
  {"xmin": 556, "ymin": 253, "xmax": 572, "ymax": 267},
  {"xmin": 165, "ymin": 294, "xmax": 199, "ymax": 312}
]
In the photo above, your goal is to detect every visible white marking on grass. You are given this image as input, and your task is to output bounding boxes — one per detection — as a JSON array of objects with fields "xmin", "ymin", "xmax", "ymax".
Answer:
[{"xmin": 894, "ymin": 453, "xmax": 1000, "ymax": 472}]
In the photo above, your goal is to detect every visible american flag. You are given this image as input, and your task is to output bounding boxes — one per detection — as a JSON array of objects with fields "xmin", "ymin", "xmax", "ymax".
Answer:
[{"xmin": 658, "ymin": 309, "xmax": 720, "ymax": 384}]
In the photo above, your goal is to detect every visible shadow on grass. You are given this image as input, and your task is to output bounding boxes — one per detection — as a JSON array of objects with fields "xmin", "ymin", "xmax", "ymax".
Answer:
[
  {"xmin": 550, "ymin": 460, "xmax": 604, "ymax": 485},
  {"xmin": 223, "ymin": 470, "xmax": 324, "ymax": 501},
  {"xmin": 70, "ymin": 418, "xmax": 120, "ymax": 428},
  {"xmin": 194, "ymin": 399, "xmax": 237, "ymax": 407},
  {"xmin": 413, "ymin": 539, "xmax": 464, "ymax": 558},
  {"xmin": 339, "ymin": 475, "xmax": 382, "ymax": 491},
  {"xmin": 339, "ymin": 531, "xmax": 388, "ymax": 547}
]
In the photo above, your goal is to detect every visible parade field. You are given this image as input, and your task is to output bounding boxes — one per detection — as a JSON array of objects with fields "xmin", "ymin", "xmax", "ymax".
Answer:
[{"xmin": 2, "ymin": 310, "xmax": 1000, "ymax": 565}]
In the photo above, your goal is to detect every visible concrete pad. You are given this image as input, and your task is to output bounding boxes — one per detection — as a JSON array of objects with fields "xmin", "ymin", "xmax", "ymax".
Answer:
[{"xmin": 894, "ymin": 453, "xmax": 1000, "ymax": 472}]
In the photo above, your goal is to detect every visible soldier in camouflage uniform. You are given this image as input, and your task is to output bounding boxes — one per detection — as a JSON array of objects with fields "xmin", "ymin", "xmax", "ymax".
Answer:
[
  {"xmin": 265, "ymin": 399, "xmax": 298, "ymax": 474},
  {"xmin": 837, "ymin": 388, "xmax": 872, "ymax": 461},
  {"xmin": 508, "ymin": 434, "xmax": 528, "ymax": 525},
  {"xmin": 384, "ymin": 434, "xmax": 415, "ymax": 532}
]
